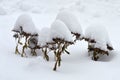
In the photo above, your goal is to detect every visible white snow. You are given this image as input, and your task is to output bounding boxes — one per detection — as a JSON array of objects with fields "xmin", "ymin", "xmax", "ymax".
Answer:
[
  {"xmin": 56, "ymin": 10, "xmax": 83, "ymax": 35},
  {"xmin": 50, "ymin": 20, "xmax": 73, "ymax": 42},
  {"xmin": 85, "ymin": 25, "xmax": 112, "ymax": 51},
  {"xmin": 0, "ymin": 6, "xmax": 6, "ymax": 15},
  {"xmin": 13, "ymin": 14, "xmax": 37, "ymax": 34},
  {"xmin": 38, "ymin": 27, "xmax": 52, "ymax": 47},
  {"xmin": 0, "ymin": 0, "xmax": 120, "ymax": 80}
]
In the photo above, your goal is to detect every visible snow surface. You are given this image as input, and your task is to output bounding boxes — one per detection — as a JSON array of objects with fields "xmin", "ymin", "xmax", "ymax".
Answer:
[
  {"xmin": 13, "ymin": 14, "xmax": 37, "ymax": 34},
  {"xmin": 85, "ymin": 25, "xmax": 112, "ymax": 51},
  {"xmin": 56, "ymin": 10, "xmax": 83, "ymax": 35},
  {"xmin": 0, "ymin": 0, "xmax": 120, "ymax": 80},
  {"xmin": 50, "ymin": 20, "xmax": 73, "ymax": 42},
  {"xmin": 0, "ymin": 6, "xmax": 6, "ymax": 15}
]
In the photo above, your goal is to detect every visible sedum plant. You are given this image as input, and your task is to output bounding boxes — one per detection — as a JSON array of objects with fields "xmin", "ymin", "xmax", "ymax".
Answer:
[
  {"xmin": 50, "ymin": 20, "xmax": 73, "ymax": 71},
  {"xmin": 12, "ymin": 14, "xmax": 38, "ymax": 57},
  {"xmin": 56, "ymin": 10, "xmax": 83, "ymax": 42},
  {"xmin": 50, "ymin": 38, "xmax": 73, "ymax": 71},
  {"xmin": 84, "ymin": 25, "xmax": 113, "ymax": 61}
]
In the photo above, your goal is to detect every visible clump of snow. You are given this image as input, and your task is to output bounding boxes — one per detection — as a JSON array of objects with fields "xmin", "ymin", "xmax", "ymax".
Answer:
[
  {"xmin": 85, "ymin": 25, "xmax": 112, "ymax": 51},
  {"xmin": 50, "ymin": 20, "xmax": 73, "ymax": 42},
  {"xmin": 38, "ymin": 27, "xmax": 52, "ymax": 47},
  {"xmin": 13, "ymin": 14, "xmax": 37, "ymax": 34},
  {"xmin": 56, "ymin": 10, "xmax": 83, "ymax": 36}
]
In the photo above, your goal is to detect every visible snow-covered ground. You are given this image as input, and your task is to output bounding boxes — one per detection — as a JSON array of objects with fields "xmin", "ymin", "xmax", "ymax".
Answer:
[{"xmin": 0, "ymin": 0, "xmax": 120, "ymax": 80}]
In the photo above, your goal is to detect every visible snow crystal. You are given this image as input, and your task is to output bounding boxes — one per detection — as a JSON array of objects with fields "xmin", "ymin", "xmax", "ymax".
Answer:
[
  {"xmin": 50, "ymin": 20, "xmax": 73, "ymax": 42},
  {"xmin": 38, "ymin": 27, "xmax": 52, "ymax": 47},
  {"xmin": 56, "ymin": 10, "xmax": 83, "ymax": 36},
  {"xmin": 13, "ymin": 14, "xmax": 37, "ymax": 34},
  {"xmin": 85, "ymin": 25, "xmax": 112, "ymax": 51}
]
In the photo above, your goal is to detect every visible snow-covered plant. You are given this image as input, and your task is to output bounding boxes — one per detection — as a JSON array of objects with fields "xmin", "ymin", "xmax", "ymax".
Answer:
[
  {"xmin": 38, "ymin": 28, "xmax": 52, "ymax": 61},
  {"xmin": 28, "ymin": 35, "xmax": 39, "ymax": 56},
  {"xmin": 12, "ymin": 14, "xmax": 38, "ymax": 57},
  {"xmin": 56, "ymin": 10, "xmax": 83, "ymax": 42},
  {"xmin": 50, "ymin": 20, "xmax": 73, "ymax": 71},
  {"xmin": 85, "ymin": 25, "xmax": 113, "ymax": 61}
]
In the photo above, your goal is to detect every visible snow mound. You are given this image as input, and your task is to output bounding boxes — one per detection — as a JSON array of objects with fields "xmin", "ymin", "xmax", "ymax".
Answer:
[
  {"xmin": 38, "ymin": 27, "xmax": 52, "ymax": 47},
  {"xmin": 50, "ymin": 20, "xmax": 73, "ymax": 42},
  {"xmin": 13, "ymin": 14, "xmax": 37, "ymax": 34},
  {"xmin": 56, "ymin": 10, "xmax": 83, "ymax": 36},
  {"xmin": 85, "ymin": 25, "xmax": 112, "ymax": 51}
]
